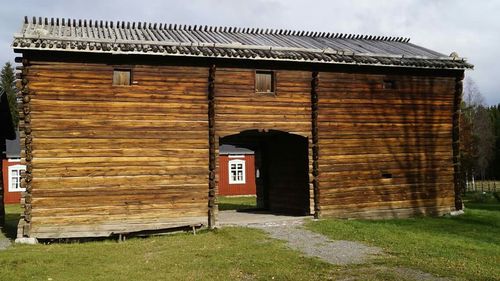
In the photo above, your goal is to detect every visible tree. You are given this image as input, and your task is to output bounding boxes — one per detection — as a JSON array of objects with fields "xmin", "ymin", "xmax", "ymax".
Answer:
[
  {"xmin": 472, "ymin": 106, "xmax": 495, "ymax": 179},
  {"xmin": 1, "ymin": 62, "xmax": 18, "ymax": 128},
  {"xmin": 460, "ymin": 78, "xmax": 495, "ymax": 181},
  {"xmin": 486, "ymin": 104, "xmax": 500, "ymax": 179}
]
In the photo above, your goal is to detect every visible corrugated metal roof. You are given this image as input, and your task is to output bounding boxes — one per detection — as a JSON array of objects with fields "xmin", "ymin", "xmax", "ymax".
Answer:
[
  {"xmin": 12, "ymin": 16, "xmax": 473, "ymax": 69},
  {"xmin": 219, "ymin": 144, "xmax": 254, "ymax": 155}
]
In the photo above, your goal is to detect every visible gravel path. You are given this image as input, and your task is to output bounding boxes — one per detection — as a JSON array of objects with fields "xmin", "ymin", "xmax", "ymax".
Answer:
[
  {"xmin": 0, "ymin": 236, "xmax": 11, "ymax": 250},
  {"xmin": 254, "ymin": 221, "xmax": 382, "ymax": 265},
  {"xmin": 251, "ymin": 221, "xmax": 450, "ymax": 280}
]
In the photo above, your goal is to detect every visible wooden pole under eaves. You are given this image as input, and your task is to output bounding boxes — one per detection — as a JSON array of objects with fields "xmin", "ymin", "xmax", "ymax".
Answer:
[
  {"xmin": 311, "ymin": 71, "xmax": 321, "ymax": 219},
  {"xmin": 208, "ymin": 64, "xmax": 217, "ymax": 228},
  {"xmin": 452, "ymin": 72, "xmax": 464, "ymax": 211}
]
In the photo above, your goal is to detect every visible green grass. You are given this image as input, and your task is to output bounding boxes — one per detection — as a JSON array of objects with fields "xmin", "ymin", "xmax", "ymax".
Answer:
[
  {"xmin": 1, "ymin": 201, "xmax": 498, "ymax": 280},
  {"xmin": 0, "ymin": 228, "xmax": 338, "ymax": 281},
  {"xmin": 218, "ymin": 196, "xmax": 257, "ymax": 211},
  {"xmin": 306, "ymin": 201, "xmax": 500, "ymax": 281}
]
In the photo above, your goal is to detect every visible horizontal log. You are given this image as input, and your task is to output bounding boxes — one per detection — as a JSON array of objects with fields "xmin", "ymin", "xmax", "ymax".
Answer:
[
  {"xmin": 33, "ymin": 138, "xmax": 208, "ymax": 150},
  {"xmin": 31, "ymin": 208, "xmax": 208, "ymax": 225},
  {"xmin": 32, "ymin": 165, "xmax": 208, "ymax": 178},
  {"xmin": 319, "ymin": 196, "xmax": 454, "ymax": 211},
  {"xmin": 32, "ymin": 184, "xmax": 208, "ymax": 197},
  {"xmin": 32, "ymin": 174, "xmax": 208, "ymax": 189},
  {"xmin": 29, "ymin": 130, "xmax": 208, "ymax": 139},
  {"xmin": 31, "ymin": 98, "xmax": 207, "ymax": 110},
  {"xmin": 30, "ymin": 156, "xmax": 208, "ymax": 167},
  {"xmin": 29, "ymin": 216, "xmax": 207, "ymax": 238},
  {"xmin": 319, "ymin": 160, "xmax": 452, "ymax": 173},
  {"xmin": 30, "ymin": 119, "xmax": 208, "ymax": 131},
  {"xmin": 319, "ymin": 176, "xmax": 453, "ymax": 189}
]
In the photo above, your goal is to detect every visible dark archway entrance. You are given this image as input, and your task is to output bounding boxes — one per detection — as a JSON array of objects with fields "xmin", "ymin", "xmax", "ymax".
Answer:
[{"xmin": 219, "ymin": 130, "xmax": 310, "ymax": 215}]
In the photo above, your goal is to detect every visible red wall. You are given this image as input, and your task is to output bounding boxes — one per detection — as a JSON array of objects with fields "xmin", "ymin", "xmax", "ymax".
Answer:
[
  {"xmin": 218, "ymin": 155, "xmax": 256, "ymax": 196},
  {"xmin": 2, "ymin": 159, "xmax": 23, "ymax": 204}
]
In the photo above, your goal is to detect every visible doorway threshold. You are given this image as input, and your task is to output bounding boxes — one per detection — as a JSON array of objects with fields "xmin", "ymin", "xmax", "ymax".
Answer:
[{"xmin": 217, "ymin": 210, "xmax": 312, "ymax": 227}]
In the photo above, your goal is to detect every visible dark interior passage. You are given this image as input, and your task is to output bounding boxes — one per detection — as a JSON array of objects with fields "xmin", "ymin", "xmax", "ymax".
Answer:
[{"xmin": 220, "ymin": 130, "xmax": 310, "ymax": 215}]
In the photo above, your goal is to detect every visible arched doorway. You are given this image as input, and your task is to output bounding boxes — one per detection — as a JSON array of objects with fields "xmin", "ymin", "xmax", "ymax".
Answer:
[{"xmin": 219, "ymin": 130, "xmax": 310, "ymax": 215}]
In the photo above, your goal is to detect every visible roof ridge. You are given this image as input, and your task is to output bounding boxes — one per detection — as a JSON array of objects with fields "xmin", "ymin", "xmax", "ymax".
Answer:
[{"xmin": 23, "ymin": 16, "xmax": 411, "ymax": 43}]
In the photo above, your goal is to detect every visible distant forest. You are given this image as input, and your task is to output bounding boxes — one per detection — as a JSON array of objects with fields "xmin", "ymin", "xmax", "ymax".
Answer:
[{"xmin": 460, "ymin": 78, "xmax": 500, "ymax": 181}]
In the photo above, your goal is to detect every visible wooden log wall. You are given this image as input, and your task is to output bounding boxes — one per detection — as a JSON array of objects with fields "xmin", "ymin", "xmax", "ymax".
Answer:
[
  {"xmin": 214, "ymin": 68, "xmax": 314, "ymax": 215},
  {"xmin": 18, "ymin": 59, "xmax": 210, "ymax": 238},
  {"xmin": 16, "ymin": 57, "xmax": 32, "ymax": 235},
  {"xmin": 14, "ymin": 53, "xmax": 463, "ymax": 237},
  {"xmin": 214, "ymin": 68, "xmax": 312, "ymax": 138},
  {"xmin": 317, "ymin": 72, "xmax": 457, "ymax": 218}
]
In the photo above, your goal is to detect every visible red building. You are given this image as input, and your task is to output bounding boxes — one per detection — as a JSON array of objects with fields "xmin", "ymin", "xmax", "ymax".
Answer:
[
  {"xmin": 218, "ymin": 144, "xmax": 256, "ymax": 196},
  {"xmin": 2, "ymin": 132, "xmax": 25, "ymax": 204}
]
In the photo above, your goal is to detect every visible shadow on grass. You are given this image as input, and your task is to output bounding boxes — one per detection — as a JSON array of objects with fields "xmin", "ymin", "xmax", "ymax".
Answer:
[
  {"xmin": 465, "ymin": 202, "xmax": 500, "ymax": 212},
  {"xmin": 1, "ymin": 205, "xmax": 20, "ymax": 240}
]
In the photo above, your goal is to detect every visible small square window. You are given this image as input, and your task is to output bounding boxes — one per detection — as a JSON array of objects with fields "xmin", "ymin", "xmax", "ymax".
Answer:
[
  {"xmin": 255, "ymin": 71, "xmax": 275, "ymax": 94},
  {"xmin": 113, "ymin": 69, "xmax": 131, "ymax": 86}
]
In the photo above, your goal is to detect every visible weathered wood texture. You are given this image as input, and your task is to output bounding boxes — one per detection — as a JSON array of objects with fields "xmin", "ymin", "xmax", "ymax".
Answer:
[
  {"xmin": 23, "ymin": 61, "xmax": 209, "ymax": 238},
  {"xmin": 318, "ymin": 72, "xmax": 457, "ymax": 218},
  {"xmin": 214, "ymin": 68, "xmax": 313, "ymax": 215},
  {"xmin": 17, "ymin": 54, "xmax": 462, "ymax": 237},
  {"xmin": 214, "ymin": 68, "xmax": 312, "ymax": 138}
]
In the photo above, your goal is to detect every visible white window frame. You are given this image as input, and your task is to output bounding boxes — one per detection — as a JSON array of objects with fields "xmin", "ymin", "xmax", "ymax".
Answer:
[
  {"xmin": 8, "ymin": 164, "xmax": 26, "ymax": 192},
  {"xmin": 228, "ymin": 159, "xmax": 246, "ymax": 184}
]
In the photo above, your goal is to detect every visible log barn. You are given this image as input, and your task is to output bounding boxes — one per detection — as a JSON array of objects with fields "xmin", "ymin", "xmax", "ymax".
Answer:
[{"xmin": 11, "ymin": 16, "xmax": 472, "ymax": 239}]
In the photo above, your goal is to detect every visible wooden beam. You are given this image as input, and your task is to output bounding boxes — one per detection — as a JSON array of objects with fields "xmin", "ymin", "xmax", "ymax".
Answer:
[
  {"xmin": 208, "ymin": 64, "xmax": 216, "ymax": 228},
  {"xmin": 453, "ymin": 72, "xmax": 464, "ymax": 211},
  {"xmin": 311, "ymin": 71, "xmax": 320, "ymax": 218},
  {"xmin": 17, "ymin": 55, "xmax": 32, "ymax": 237}
]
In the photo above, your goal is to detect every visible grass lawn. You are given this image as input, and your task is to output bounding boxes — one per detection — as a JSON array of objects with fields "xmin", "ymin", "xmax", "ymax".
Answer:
[
  {"xmin": 218, "ymin": 196, "xmax": 257, "ymax": 211},
  {"xmin": 0, "ymin": 227, "xmax": 337, "ymax": 281},
  {"xmin": 1, "ymin": 199, "xmax": 498, "ymax": 280},
  {"xmin": 306, "ymin": 199, "xmax": 500, "ymax": 281}
]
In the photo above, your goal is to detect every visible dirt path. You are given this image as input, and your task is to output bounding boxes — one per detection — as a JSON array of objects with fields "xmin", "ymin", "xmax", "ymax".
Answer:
[
  {"xmin": 255, "ymin": 222, "xmax": 381, "ymax": 265},
  {"xmin": 250, "ymin": 221, "xmax": 450, "ymax": 281},
  {"xmin": 0, "ymin": 236, "xmax": 10, "ymax": 250}
]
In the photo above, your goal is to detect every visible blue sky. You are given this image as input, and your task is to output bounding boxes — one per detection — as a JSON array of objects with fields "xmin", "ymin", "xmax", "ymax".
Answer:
[{"xmin": 1, "ymin": 0, "xmax": 498, "ymax": 104}]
